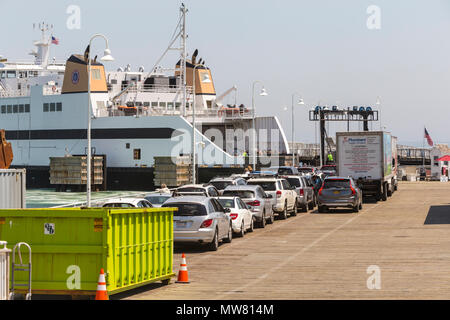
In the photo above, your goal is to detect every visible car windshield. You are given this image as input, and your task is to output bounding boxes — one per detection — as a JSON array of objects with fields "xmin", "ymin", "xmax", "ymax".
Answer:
[
  {"xmin": 162, "ymin": 203, "xmax": 207, "ymax": 216},
  {"xmin": 286, "ymin": 178, "xmax": 300, "ymax": 187},
  {"xmin": 145, "ymin": 195, "xmax": 170, "ymax": 205},
  {"xmin": 217, "ymin": 198, "xmax": 235, "ymax": 208},
  {"xmin": 222, "ymin": 190, "xmax": 255, "ymax": 199},
  {"xmin": 298, "ymin": 167, "xmax": 313, "ymax": 173},
  {"xmin": 103, "ymin": 203, "xmax": 134, "ymax": 208},
  {"xmin": 323, "ymin": 179, "xmax": 350, "ymax": 189},
  {"xmin": 209, "ymin": 181, "xmax": 232, "ymax": 190},
  {"xmin": 247, "ymin": 181, "xmax": 276, "ymax": 191},
  {"xmin": 268, "ymin": 167, "xmax": 292, "ymax": 175},
  {"xmin": 177, "ymin": 187, "xmax": 205, "ymax": 193}
]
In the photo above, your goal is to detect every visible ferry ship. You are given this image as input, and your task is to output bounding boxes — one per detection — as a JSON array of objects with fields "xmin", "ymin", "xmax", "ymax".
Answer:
[{"xmin": 0, "ymin": 5, "xmax": 290, "ymax": 190}]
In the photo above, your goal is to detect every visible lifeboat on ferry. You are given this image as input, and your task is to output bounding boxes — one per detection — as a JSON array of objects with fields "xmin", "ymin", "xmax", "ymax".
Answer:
[
  {"xmin": 218, "ymin": 105, "xmax": 241, "ymax": 117},
  {"xmin": 118, "ymin": 105, "xmax": 137, "ymax": 116}
]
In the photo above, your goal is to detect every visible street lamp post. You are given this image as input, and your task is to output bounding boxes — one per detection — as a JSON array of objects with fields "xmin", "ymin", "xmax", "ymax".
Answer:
[
  {"xmin": 192, "ymin": 63, "xmax": 209, "ymax": 184},
  {"xmin": 251, "ymin": 81, "xmax": 268, "ymax": 171},
  {"xmin": 291, "ymin": 92, "xmax": 304, "ymax": 166},
  {"xmin": 86, "ymin": 34, "xmax": 114, "ymax": 207}
]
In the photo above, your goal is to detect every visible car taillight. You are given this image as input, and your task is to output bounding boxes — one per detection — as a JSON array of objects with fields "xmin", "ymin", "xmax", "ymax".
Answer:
[
  {"xmin": 230, "ymin": 213, "xmax": 238, "ymax": 220},
  {"xmin": 318, "ymin": 187, "xmax": 323, "ymax": 196},
  {"xmin": 300, "ymin": 188, "xmax": 304, "ymax": 196},
  {"xmin": 200, "ymin": 219, "xmax": 213, "ymax": 228},
  {"xmin": 246, "ymin": 200, "xmax": 260, "ymax": 207},
  {"xmin": 350, "ymin": 186, "xmax": 356, "ymax": 195},
  {"xmin": 276, "ymin": 190, "xmax": 282, "ymax": 198}
]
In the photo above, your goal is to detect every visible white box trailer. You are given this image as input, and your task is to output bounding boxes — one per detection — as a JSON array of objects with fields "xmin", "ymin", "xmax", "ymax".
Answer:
[
  {"xmin": 336, "ymin": 131, "xmax": 398, "ymax": 201},
  {"xmin": 0, "ymin": 169, "xmax": 26, "ymax": 209}
]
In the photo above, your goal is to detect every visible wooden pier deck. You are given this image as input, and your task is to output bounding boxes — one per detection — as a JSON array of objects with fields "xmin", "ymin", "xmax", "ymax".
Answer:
[{"xmin": 117, "ymin": 181, "xmax": 450, "ymax": 300}]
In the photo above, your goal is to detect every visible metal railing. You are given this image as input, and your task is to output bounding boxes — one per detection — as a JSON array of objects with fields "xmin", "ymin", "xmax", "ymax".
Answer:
[
  {"xmin": 103, "ymin": 105, "xmax": 254, "ymax": 120},
  {"xmin": 115, "ymin": 84, "xmax": 194, "ymax": 95},
  {"xmin": 0, "ymin": 89, "xmax": 30, "ymax": 98}
]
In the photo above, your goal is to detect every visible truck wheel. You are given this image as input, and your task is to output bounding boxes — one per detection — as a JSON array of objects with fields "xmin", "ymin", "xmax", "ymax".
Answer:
[
  {"xmin": 291, "ymin": 202, "xmax": 297, "ymax": 216},
  {"xmin": 353, "ymin": 204, "xmax": 359, "ymax": 213},
  {"xmin": 387, "ymin": 183, "xmax": 393, "ymax": 197},
  {"xmin": 318, "ymin": 206, "xmax": 326, "ymax": 213},
  {"xmin": 280, "ymin": 204, "xmax": 288, "ymax": 220},
  {"xmin": 382, "ymin": 184, "xmax": 388, "ymax": 201}
]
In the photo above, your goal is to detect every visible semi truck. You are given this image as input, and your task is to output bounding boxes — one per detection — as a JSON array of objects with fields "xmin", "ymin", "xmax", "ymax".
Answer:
[{"xmin": 336, "ymin": 131, "xmax": 398, "ymax": 201}]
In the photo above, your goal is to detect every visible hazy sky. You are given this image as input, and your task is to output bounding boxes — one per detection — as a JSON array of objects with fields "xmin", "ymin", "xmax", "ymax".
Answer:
[{"xmin": 1, "ymin": 0, "xmax": 450, "ymax": 146}]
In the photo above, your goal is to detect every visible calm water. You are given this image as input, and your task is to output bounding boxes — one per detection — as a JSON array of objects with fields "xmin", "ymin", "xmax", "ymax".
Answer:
[{"xmin": 26, "ymin": 189, "xmax": 149, "ymax": 208}]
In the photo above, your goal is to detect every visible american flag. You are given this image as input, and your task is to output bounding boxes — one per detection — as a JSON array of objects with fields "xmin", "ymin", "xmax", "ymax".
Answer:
[
  {"xmin": 424, "ymin": 127, "xmax": 433, "ymax": 147},
  {"xmin": 51, "ymin": 36, "xmax": 59, "ymax": 45}
]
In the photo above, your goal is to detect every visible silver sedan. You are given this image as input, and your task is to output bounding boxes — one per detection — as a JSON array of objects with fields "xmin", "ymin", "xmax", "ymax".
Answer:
[{"xmin": 162, "ymin": 196, "xmax": 233, "ymax": 251}]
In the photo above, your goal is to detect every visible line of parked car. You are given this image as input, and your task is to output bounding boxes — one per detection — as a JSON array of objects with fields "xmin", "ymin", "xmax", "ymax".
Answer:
[{"xmin": 99, "ymin": 164, "xmax": 364, "ymax": 251}]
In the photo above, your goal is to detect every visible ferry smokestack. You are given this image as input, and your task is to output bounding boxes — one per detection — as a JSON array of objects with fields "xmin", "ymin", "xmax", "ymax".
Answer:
[
  {"xmin": 192, "ymin": 49, "xmax": 198, "ymax": 65},
  {"xmin": 84, "ymin": 45, "xmax": 90, "ymax": 63}
]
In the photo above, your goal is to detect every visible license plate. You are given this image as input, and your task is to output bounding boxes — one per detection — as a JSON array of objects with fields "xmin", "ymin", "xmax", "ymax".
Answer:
[
  {"xmin": 333, "ymin": 191, "xmax": 340, "ymax": 194},
  {"xmin": 176, "ymin": 221, "xmax": 188, "ymax": 228}
]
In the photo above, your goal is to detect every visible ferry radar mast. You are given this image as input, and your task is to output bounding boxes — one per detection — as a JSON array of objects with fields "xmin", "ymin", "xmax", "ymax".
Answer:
[{"xmin": 29, "ymin": 22, "xmax": 53, "ymax": 68}]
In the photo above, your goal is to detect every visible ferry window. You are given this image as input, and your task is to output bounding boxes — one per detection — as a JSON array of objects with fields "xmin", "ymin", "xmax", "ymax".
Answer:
[
  {"xmin": 7, "ymin": 71, "xmax": 16, "ymax": 78},
  {"xmin": 7, "ymin": 105, "xmax": 12, "ymax": 113},
  {"xmin": 56, "ymin": 102, "xmax": 62, "ymax": 112},
  {"xmin": 1, "ymin": 105, "xmax": 5, "ymax": 114},
  {"xmin": 126, "ymin": 143, "xmax": 130, "ymax": 149},
  {"xmin": 50, "ymin": 103, "xmax": 56, "ymax": 112},
  {"xmin": 133, "ymin": 149, "xmax": 141, "ymax": 160},
  {"xmin": 13, "ymin": 105, "xmax": 18, "ymax": 113},
  {"xmin": 151, "ymin": 102, "xmax": 158, "ymax": 108},
  {"xmin": 111, "ymin": 79, "xmax": 117, "ymax": 84},
  {"xmin": 43, "ymin": 103, "xmax": 49, "ymax": 112},
  {"xmin": 143, "ymin": 102, "xmax": 150, "ymax": 107},
  {"xmin": 19, "ymin": 104, "xmax": 24, "ymax": 113},
  {"xmin": 25, "ymin": 104, "xmax": 30, "ymax": 113},
  {"xmin": 206, "ymin": 101, "xmax": 212, "ymax": 108},
  {"xmin": 167, "ymin": 102, "xmax": 174, "ymax": 110},
  {"xmin": 0, "ymin": 72, "xmax": 4, "ymax": 79},
  {"xmin": 92, "ymin": 69, "xmax": 101, "ymax": 80},
  {"xmin": 159, "ymin": 102, "xmax": 166, "ymax": 108},
  {"xmin": 175, "ymin": 102, "xmax": 181, "ymax": 109},
  {"xmin": 18, "ymin": 71, "xmax": 27, "ymax": 78}
]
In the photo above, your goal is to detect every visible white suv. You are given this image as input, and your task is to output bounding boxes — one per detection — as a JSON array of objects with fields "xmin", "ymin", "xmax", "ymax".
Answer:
[{"xmin": 246, "ymin": 177, "xmax": 297, "ymax": 219}]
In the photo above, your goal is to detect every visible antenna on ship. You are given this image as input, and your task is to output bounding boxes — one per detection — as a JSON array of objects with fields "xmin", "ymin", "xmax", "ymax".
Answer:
[{"xmin": 30, "ymin": 21, "xmax": 53, "ymax": 67}]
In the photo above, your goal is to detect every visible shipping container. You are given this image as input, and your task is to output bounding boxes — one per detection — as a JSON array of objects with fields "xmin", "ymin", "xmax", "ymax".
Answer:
[
  {"xmin": 0, "ymin": 207, "xmax": 175, "ymax": 297},
  {"xmin": 0, "ymin": 169, "xmax": 26, "ymax": 209},
  {"xmin": 336, "ymin": 131, "xmax": 397, "ymax": 201}
]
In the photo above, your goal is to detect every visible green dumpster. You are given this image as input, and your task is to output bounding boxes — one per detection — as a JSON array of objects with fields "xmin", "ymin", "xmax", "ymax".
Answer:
[{"xmin": 0, "ymin": 207, "xmax": 176, "ymax": 296}]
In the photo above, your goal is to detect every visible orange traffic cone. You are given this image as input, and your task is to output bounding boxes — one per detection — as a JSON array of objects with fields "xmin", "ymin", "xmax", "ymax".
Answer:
[
  {"xmin": 95, "ymin": 268, "xmax": 109, "ymax": 300},
  {"xmin": 176, "ymin": 253, "xmax": 190, "ymax": 283}
]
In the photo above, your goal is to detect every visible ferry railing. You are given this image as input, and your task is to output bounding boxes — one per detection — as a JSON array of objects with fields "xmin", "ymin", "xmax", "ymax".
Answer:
[
  {"xmin": 102, "ymin": 105, "xmax": 255, "ymax": 120},
  {"xmin": 0, "ymin": 88, "xmax": 30, "ymax": 98},
  {"xmin": 119, "ymin": 84, "xmax": 194, "ymax": 94}
]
